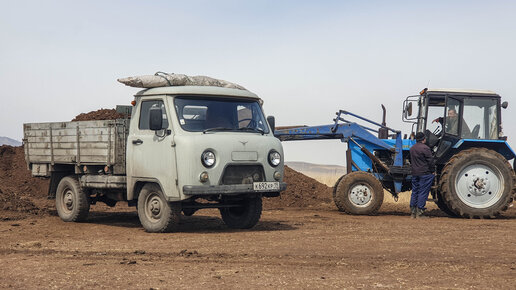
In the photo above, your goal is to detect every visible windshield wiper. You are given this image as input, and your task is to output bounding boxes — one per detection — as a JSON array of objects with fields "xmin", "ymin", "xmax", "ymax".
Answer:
[
  {"xmin": 203, "ymin": 127, "xmax": 265, "ymax": 135},
  {"xmin": 237, "ymin": 127, "xmax": 265, "ymax": 135},
  {"xmin": 203, "ymin": 127, "xmax": 235, "ymax": 133}
]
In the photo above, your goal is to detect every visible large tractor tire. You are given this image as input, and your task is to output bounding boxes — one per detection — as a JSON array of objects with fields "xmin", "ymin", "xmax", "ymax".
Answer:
[
  {"xmin": 434, "ymin": 190, "xmax": 457, "ymax": 217},
  {"xmin": 56, "ymin": 176, "xmax": 90, "ymax": 222},
  {"xmin": 220, "ymin": 196, "xmax": 262, "ymax": 229},
  {"xmin": 439, "ymin": 148, "xmax": 516, "ymax": 218},
  {"xmin": 333, "ymin": 171, "xmax": 384, "ymax": 215},
  {"xmin": 137, "ymin": 183, "xmax": 181, "ymax": 233}
]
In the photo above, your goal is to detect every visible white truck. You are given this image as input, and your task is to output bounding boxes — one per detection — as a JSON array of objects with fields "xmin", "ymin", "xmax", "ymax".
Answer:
[{"xmin": 24, "ymin": 85, "xmax": 286, "ymax": 232}]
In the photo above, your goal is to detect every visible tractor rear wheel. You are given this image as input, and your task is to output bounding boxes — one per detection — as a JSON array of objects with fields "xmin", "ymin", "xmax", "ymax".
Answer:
[
  {"xmin": 439, "ymin": 148, "xmax": 516, "ymax": 218},
  {"xmin": 333, "ymin": 171, "xmax": 384, "ymax": 215},
  {"xmin": 434, "ymin": 190, "xmax": 457, "ymax": 217}
]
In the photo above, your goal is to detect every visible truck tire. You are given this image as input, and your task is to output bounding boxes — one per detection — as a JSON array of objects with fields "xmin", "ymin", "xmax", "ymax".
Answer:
[
  {"xmin": 219, "ymin": 196, "xmax": 262, "ymax": 229},
  {"xmin": 55, "ymin": 176, "xmax": 90, "ymax": 222},
  {"xmin": 439, "ymin": 148, "xmax": 516, "ymax": 218},
  {"xmin": 333, "ymin": 171, "xmax": 384, "ymax": 215},
  {"xmin": 137, "ymin": 184, "xmax": 181, "ymax": 233}
]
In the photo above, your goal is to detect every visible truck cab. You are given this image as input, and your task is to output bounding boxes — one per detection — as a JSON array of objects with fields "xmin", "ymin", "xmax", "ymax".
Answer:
[
  {"xmin": 126, "ymin": 86, "xmax": 286, "ymax": 231},
  {"xmin": 24, "ymin": 85, "xmax": 286, "ymax": 232}
]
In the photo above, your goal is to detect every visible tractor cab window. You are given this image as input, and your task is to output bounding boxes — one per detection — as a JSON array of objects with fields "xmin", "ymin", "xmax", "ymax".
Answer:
[
  {"xmin": 421, "ymin": 95, "xmax": 445, "ymax": 135},
  {"xmin": 444, "ymin": 99, "xmax": 461, "ymax": 136},
  {"xmin": 427, "ymin": 106, "xmax": 444, "ymax": 135},
  {"xmin": 462, "ymin": 98, "xmax": 498, "ymax": 139}
]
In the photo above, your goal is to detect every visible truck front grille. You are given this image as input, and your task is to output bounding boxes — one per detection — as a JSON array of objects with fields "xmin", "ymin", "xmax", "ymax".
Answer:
[{"xmin": 221, "ymin": 165, "xmax": 265, "ymax": 185}]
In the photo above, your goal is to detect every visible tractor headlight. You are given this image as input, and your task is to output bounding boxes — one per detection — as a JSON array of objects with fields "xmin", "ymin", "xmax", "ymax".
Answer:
[
  {"xmin": 268, "ymin": 150, "xmax": 281, "ymax": 167},
  {"xmin": 201, "ymin": 150, "xmax": 216, "ymax": 168}
]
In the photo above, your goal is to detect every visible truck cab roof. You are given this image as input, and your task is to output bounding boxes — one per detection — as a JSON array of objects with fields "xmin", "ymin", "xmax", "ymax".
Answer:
[{"xmin": 135, "ymin": 86, "xmax": 262, "ymax": 102}]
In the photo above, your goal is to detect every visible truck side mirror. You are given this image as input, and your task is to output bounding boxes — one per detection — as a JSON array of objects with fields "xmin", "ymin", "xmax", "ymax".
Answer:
[
  {"xmin": 267, "ymin": 116, "xmax": 275, "ymax": 134},
  {"xmin": 149, "ymin": 107, "xmax": 163, "ymax": 131},
  {"xmin": 502, "ymin": 101, "xmax": 508, "ymax": 109}
]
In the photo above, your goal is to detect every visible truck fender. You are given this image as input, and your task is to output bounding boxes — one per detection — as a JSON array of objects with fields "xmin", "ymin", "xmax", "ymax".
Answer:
[
  {"xmin": 128, "ymin": 178, "xmax": 163, "ymax": 201},
  {"xmin": 48, "ymin": 172, "xmax": 73, "ymax": 199}
]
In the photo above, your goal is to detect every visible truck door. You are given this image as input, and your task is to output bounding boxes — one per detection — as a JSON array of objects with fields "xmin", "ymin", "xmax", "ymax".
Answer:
[{"xmin": 127, "ymin": 98, "xmax": 179, "ymax": 199}]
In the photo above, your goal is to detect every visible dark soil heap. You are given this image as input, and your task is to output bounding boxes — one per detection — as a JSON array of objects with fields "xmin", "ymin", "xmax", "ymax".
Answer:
[
  {"xmin": 72, "ymin": 108, "xmax": 125, "ymax": 121},
  {"xmin": 264, "ymin": 166, "xmax": 333, "ymax": 209},
  {"xmin": 0, "ymin": 146, "xmax": 49, "ymax": 217},
  {"xmin": 0, "ymin": 145, "xmax": 333, "ymax": 217}
]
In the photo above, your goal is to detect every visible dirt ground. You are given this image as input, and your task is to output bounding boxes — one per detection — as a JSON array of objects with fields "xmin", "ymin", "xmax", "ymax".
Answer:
[
  {"xmin": 2, "ymin": 112, "xmax": 516, "ymax": 289},
  {"xmin": 1, "ymin": 199, "xmax": 515, "ymax": 289}
]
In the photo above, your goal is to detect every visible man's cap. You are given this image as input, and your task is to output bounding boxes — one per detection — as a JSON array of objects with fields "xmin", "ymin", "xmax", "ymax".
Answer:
[{"xmin": 416, "ymin": 132, "xmax": 426, "ymax": 141}]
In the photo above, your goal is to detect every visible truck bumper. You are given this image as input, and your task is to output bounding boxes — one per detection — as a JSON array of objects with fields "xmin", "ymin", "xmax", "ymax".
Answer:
[{"xmin": 183, "ymin": 182, "xmax": 287, "ymax": 197}]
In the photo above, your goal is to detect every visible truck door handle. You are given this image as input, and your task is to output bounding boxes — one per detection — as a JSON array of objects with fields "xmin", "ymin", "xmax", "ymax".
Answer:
[{"xmin": 132, "ymin": 139, "xmax": 143, "ymax": 145}]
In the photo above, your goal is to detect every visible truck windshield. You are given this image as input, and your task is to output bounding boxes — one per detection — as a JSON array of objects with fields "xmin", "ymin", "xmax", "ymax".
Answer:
[{"xmin": 174, "ymin": 96, "xmax": 270, "ymax": 134}]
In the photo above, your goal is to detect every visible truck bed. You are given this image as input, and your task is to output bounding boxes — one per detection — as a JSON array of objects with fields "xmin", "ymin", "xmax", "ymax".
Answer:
[{"xmin": 23, "ymin": 119, "xmax": 129, "ymax": 176}]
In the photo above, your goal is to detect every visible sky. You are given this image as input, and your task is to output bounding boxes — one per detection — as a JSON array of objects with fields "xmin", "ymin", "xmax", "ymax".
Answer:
[{"xmin": 1, "ymin": 0, "xmax": 515, "ymax": 165}]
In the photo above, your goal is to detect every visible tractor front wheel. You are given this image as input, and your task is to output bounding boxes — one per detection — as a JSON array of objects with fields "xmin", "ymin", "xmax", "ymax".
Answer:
[
  {"xmin": 439, "ymin": 148, "xmax": 516, "ymax": 218},
  {"xmin": 333, "ymin": 171, "xmax": 384, "ymax": 215}
]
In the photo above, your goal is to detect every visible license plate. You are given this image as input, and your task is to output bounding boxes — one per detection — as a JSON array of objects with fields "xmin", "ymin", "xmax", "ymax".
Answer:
[{"xmin": 253, "ymin": 182, "xmax": 280, "ymax": 191}]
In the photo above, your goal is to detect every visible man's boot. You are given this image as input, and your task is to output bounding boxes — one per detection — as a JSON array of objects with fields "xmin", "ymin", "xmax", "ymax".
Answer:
[
  {"xmin": 410, "ymin": 206, "xmax": 416, "ymax": 218},
  {"xmin": 416, "ymin": 207, "xmax": 429, "ymax": 219}
]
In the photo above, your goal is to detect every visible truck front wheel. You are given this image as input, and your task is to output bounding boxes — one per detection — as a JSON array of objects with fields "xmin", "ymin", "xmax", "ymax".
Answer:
[
  {"xmin": 333, "ymin": 171, "xmax": 384, "ymax": 215},
  {"xmin": 219, "ymin": 196, "xmax": 262, "ymax": 229},
  {"xmin": 56, "ymin": 176, "xmax": 90, "ymax": 222},
  {"xmin": 137, "ymin": 184, "xmax": 181, "ymax": 233}
]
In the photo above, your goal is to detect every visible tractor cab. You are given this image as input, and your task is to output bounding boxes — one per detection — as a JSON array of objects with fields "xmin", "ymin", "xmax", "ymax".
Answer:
[{"xmin": 403, "ymin": 88, "xmax": 508, "ymax": 162}]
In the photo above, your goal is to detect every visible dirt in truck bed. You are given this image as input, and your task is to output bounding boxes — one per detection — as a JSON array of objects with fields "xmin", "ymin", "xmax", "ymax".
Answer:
[
  {"xmin": 1, "ymin": 145, "xmax": 515, "ymax": 288},
  {"xmin": 71, "ymin": 108, "xmax": 126, "ymax": 121}
]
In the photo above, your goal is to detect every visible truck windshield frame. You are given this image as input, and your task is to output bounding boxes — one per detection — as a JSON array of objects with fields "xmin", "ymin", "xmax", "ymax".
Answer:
[{"xmin": 173, "ymin": 96, "xmax": 270, "ymax": 134}]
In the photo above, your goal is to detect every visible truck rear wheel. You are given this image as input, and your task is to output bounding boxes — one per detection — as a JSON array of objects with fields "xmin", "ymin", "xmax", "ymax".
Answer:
[
  {"xmin": 219, "ymin": 196, "xmax": 262, "ymax": 229},
  {"xmin": 56, "ymin": 176, "xmax": 90, "ymax": 222},
  {"xmin": 333, "ymin": 171, "xmax": 384, "ymax": 215},
  {"xmin": 439, "ymin": 148, "xmax": 516, "ymax": 218},
  {"xmin": 137, "ymin": 184, "xmax": 181, "ymax": 233}
]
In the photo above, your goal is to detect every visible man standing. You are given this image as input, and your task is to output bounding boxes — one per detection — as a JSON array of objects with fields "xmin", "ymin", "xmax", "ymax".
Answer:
[{"xmin": 409, "ymin": 132, "xmax": 435, "ymax": 219}]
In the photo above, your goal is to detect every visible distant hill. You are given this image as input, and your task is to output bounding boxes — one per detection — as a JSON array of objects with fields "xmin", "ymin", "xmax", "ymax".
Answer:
[
  {"xmin": 286, "ymin": 161, "xmax": 346, "ymax": 175},
  {"xmin": 0, "ymin": 136, "xmax": 22, "ymax": 146},
  {"xmin": 285, "ymin": 161, "xmax": 347, "ymax": 186}
]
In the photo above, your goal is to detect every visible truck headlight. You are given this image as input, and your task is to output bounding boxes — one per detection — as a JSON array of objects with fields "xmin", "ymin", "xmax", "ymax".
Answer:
[
  {"xmin": 268, "ymin": 150, "xmax": 281, "ymax": 167},
  {"xmin": 201, "ymin": 150, "xmax": 216, "ymax": 168}
]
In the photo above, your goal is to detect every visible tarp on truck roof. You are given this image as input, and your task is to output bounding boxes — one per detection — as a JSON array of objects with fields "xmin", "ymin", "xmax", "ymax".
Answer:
[{"xmin": 117, "ymin": 72, "xmax": 246, "ymax": 90}]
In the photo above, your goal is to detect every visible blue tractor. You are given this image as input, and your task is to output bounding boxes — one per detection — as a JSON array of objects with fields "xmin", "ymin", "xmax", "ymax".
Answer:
[{"xmin": 274, "ymin": 88, "xmax": 515, "ymax": 218}]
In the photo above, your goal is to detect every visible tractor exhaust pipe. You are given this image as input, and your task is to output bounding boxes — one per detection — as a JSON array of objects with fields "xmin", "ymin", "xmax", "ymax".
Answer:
[
  {"xmin": 381, "ymin": 104, "xmax": 386, "ymax": 126},
  {"xmin": 378, "ymin": 104, "xmax": 388, "ymax": 139}
]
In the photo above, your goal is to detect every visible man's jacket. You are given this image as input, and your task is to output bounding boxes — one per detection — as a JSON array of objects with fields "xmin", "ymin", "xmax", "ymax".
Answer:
[{"xmin": 409, "ymin": 142, "xmax": 435, "ymax": 176}]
